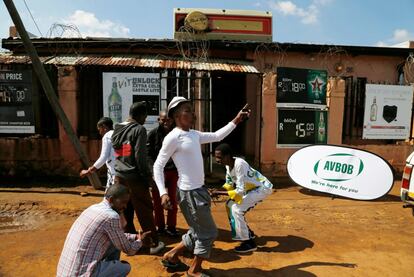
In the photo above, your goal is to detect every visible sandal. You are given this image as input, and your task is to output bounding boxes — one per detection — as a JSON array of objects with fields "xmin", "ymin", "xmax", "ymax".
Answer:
[
  {"xmin": 160, "ymin": 259, "xmax": 185, "ymax": 269},
  {"xmin": 186, "ymin": 271, "xmax": 211, "ymax": 277}
]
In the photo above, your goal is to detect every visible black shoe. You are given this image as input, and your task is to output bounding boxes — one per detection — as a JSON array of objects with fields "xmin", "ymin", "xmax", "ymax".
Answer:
[
  {"xmin": 157, "ymin": 228, "xmax": 167, "ymax": 236},
  {"xmin": 165, "ymin": 228, "xmax": 180, "ymax": 238},
  {"xmin": 234, "ymin": 240, "xmax": 257, "ymax": 253},
  {"xmin": 249, "ymin": 230, "xmax": 256, "ymax": 239}
]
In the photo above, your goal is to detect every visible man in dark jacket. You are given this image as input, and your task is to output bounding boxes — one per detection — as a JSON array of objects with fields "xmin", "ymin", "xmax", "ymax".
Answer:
[
  {"xmin": 112, "ymin": 101, "xmax": 164, "ymax": 254},
  {"xmin": 147, "ymin": 110, "xmax": 179, "ymax": 237}
]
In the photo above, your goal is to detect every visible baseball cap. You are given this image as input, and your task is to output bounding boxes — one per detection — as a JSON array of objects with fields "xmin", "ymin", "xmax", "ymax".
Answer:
[{"xmin": 167, "ymin": 96, "xmax": 189, "ymax": 118}]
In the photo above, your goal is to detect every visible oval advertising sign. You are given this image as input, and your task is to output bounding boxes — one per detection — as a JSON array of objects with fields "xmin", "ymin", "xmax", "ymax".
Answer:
[{"xmin": 287, "ymin": 145, "xmax": 394, "ymax": 200}]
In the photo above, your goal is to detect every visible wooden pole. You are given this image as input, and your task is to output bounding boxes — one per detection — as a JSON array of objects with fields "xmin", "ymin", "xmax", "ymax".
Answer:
[{"xmin": 3, "ymin": 0, "xmax": 102, "ymax": 189}]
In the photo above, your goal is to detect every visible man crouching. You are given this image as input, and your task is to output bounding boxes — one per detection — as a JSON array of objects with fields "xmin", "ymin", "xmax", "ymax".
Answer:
[{"xmin": 57, "ymin": 184, "xmax": 151, "ymax": 277}]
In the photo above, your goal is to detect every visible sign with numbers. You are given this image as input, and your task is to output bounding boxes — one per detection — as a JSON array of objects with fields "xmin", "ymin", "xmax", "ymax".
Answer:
[
  {"xmin": 276, "ymin": 67, "xmax": 327, "ymax": 108},
  {"xmin": 0, "ymin": 70, "xmax": 35, "ymax": 133},
  {"xmin": 277, "ymin": 109, "xmax": 328, "ymax": 148}
]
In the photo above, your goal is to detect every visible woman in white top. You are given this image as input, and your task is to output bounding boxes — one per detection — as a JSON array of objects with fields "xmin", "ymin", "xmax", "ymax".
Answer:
[
  {"xmin": 80, "ymin": 117, "xmax": 115, "ymax": 189},
  {"xmin": 154, "ymin": 96, "xmax": 249, "ymax": 277}
]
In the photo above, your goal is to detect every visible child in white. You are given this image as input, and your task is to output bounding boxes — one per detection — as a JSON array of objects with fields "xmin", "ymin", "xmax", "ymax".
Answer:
[
  {"xmin": 214, "ymin": 143, "xmax": 273, "ymax": 253},
  {"xmin": 80, "ymin": 117, "xmax": 115, "ymax": 189}
]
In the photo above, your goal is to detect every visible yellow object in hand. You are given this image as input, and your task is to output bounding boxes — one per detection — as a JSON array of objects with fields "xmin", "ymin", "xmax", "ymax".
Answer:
[
  {"xmin": 222, "ymin": 183, "xmax": 233, "ymax": 191},
  {"xmin": 227, "ymin": 189, "xmax": 243, "ymax": 204}
]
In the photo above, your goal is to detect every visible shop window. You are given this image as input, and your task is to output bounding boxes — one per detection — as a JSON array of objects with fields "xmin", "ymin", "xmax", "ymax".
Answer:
[{"xmin": 342, "ymin": 77, "xmax": 366, "ymax": 143}]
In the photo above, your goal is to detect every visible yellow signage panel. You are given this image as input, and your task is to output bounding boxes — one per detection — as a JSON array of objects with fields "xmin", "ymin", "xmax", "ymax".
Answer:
[{"xmin": 212, "ymin": 20, "xmax": 263, "ymax": 32}]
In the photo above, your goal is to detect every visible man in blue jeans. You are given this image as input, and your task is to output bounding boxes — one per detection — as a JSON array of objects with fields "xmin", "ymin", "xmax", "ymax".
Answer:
[{"xmin": 57, "ymin": 184, "xmax": 151, "ymax": 277}]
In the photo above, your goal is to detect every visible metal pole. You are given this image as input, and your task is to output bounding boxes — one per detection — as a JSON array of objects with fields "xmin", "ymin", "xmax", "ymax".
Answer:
[
  {"xmin": 209, "ymin": 72, "xmax": 213, "ymax": 173},
  {"xmin": 187, "ymin": 71, "xmax": 191, "ymax": 100},
  {"xmin": 3, "ymin": 0, "xmax": 102, "ymax": 189},
  {"xmin": 176, "ymin": 70, "xmax": 180, "ymax": 96}
]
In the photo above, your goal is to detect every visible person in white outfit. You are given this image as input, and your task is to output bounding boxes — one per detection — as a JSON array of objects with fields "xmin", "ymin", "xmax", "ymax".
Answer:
[
  {"xmin": 80, "ymin": 117, "xmax": 115, "ymax": 189},
  {"xmin": 154, "ymin": 96, "xmax": 250, "ymax": 277},
  {"xmin": 213, "ymin": 143, "xmax": 273, "ymax": 253}
]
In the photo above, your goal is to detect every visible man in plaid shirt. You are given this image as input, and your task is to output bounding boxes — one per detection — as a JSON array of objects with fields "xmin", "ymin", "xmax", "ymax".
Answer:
[{"xmin": 57, "ymin": 184, "xmax": 150, "ymax": 277}]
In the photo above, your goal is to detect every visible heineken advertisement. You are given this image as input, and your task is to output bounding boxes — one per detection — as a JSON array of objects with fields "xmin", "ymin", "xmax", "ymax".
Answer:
[
  {"xmin": 0, "ymin": 70, "xmax": 35, "ymax": 134},
  {"xmin": 276, "ymin": 67, "xmax": 327, "ymax": 108},
  {"xmin": 287, "ymin": 145, "xmax": 394, "ymax": 200},
  {"xmin": 277, "ymin": 109, "xmax": 328, "ymax": 148},
  {"xmin": 103, "ymin": 72, "xmax": 161, "ymax": 131}
]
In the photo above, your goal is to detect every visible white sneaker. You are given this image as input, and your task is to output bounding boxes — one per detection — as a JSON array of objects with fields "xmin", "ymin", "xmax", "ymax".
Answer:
[{"xmin": 150, "ymin": 241, "xmax": 165, "ymax": 255}]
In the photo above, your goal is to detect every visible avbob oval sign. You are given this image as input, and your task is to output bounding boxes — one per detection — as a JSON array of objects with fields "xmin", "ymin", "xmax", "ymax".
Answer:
[{"xmin": 287, "ymin": 145, "xmax": 394, "ymax": 200}]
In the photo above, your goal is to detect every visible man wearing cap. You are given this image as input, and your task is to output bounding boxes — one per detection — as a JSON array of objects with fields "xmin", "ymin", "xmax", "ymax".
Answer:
[{"xmin": 153, "ymin": 96, "xmax": 250, "ymax": 277}]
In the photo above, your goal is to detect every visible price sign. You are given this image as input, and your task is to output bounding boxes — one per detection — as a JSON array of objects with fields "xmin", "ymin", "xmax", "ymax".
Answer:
[
  {"xmin": 277, "ymin": 67, "xmax": 327, "ymax": 108},
  {"xmin": 0, "ymin": 70, "xmax": 35, "ymax": 134},
  {"xmin": 277, "ymin": 109, "xmax": 328, "ymax": 148}
]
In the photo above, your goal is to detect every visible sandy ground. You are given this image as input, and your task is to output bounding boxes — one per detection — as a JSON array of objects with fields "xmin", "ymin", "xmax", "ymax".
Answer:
[{"xmin": 0, "ymin": 180, "xmax": 413, "ymax": 277}]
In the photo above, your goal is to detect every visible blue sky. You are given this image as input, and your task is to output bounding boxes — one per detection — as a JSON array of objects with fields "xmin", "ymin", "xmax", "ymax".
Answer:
[{"xmin": 1, "ymin": 0, "xmax": 413, "ymax": 50}]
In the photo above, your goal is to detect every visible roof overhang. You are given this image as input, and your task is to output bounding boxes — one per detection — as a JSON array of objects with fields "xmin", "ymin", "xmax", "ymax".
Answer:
[
  {"xmin": 0, "ymin": 54, "xmax": 260, "ymax": 74},
  {"xmin": 2, "ymin": 37, "xmax": 412, "ymax": 57}
]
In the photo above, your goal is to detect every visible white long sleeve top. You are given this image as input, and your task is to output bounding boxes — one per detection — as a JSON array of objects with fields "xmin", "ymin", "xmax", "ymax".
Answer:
[
  {"xmin": 226, "ymin": 157, "xmax": 273, "ymax": 195},
  {"xmin": 153, "ymin": 122, "xmax": 236, "ymax": 196},
  {"xmin": 93, "ymin": 130, "xmax": 115, "ymax": 175}
]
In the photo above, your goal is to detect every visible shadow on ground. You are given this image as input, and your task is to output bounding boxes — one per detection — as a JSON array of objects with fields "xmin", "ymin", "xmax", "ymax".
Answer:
[
  {"xmin": 0, "ymin": 189, "xmax": 104, "ymax": 197},
  {"xmin": 208, "ymin": 261, "xmax": 357, "ymax": 277},
  {"xmin": 298, "ymin": 188, "xmax": 401, "ymax": 202},
  {"xmin": 210, "ymin": 228, "xmax": 314, "ymax": 263}
]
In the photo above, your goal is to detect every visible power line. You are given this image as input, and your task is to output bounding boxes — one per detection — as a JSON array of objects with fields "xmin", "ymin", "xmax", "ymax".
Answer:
[{"xmin": 23, "ymin": 0, "xmax": 43, "ymax": 37}]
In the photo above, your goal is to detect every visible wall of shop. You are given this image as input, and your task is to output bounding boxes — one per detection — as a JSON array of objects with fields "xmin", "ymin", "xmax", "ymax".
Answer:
[{"xmin": 256, "ymin": 51, "xmax": 413, "ymax": 177}]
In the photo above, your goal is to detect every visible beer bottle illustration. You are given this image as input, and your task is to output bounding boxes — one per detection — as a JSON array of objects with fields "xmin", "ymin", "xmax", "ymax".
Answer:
[
  {"xmin": 313, "ymin": 79, "xmax": 320, "ymax": 100},
  {"xmin": 317, "ymin": 112, "xmax": 326, "ymax": 143},
  {"xmin": 108, "ymin": 77, "xmax": 122, "ymax": 124},
  {"xmin": 370, "ymin": 96, "xmax": 377, "ymax": 121},
  {"xmin": 307, "ymin": 70, "xmax": 326, "ymax": 104}
]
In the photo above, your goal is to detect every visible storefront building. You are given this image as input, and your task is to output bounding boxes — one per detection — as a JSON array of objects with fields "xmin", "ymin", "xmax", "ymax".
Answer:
[{"xmin": 1, "ymin": 36, "xmax": 413, "ymax": 178}]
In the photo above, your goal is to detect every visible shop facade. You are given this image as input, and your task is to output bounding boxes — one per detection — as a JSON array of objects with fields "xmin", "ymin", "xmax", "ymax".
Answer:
[{"xmin": 1, "ymin": 38, "xmax": 413, "ymax": 178}]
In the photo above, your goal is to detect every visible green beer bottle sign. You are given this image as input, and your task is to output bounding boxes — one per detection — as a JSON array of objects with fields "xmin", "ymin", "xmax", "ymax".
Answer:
[
  {"xmin": 108, "ymin": 77, "xmax": 122, "ymax": 124},
  {"xmin": 316, "ymin": 111, "xmax": 327, "ymax": 144},
  {"xmin": 307, "ymin": 70, "xmax": 327, "ymax": 105}
]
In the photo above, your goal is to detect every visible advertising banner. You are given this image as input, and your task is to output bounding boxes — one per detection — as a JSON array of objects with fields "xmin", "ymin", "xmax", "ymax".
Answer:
[
  {"xmin": 276, "ymin": 67, "xmax": 327, "ymax": 108},
  {"xmin": 287, "ymin": 145, "xmax": 394, "ymax": 200},
  {"xmin": 103, "ymin": 72, "xmax": 161, "ymax": 131},
  {"xmin": 0, "ymin": 70, "xmax": 35, "ymax": 133},
  {"xmin": 363, "ymin": 84, "xmax": 413, "ymax": 139},
  {"xmin": 277, "ymin": 109, "xmax": 328, "ymax": 148}
]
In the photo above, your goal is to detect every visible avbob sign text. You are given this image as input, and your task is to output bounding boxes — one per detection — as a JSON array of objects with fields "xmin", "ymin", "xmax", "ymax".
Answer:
[{"xmin": 287, "ymin": 145, "xmax": 394, "ymax": 200}]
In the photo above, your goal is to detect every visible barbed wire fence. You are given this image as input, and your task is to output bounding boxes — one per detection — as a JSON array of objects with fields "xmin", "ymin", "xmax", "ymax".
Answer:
[
  {"xmin": 175, "ymin": 25, "xmax": 210, "ymax": 62},
  {"xmin": 45, "ymin": 23, "xmax": 83, "ymax": 63}
]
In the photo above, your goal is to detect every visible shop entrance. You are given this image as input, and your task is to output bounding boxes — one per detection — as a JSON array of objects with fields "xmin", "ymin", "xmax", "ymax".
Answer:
[
  {"xmin": 160, "ymin": 69, "xmax": 254, "ymax": 174},
  {"xmin": 211, "ymin": 72, "xmax": 247, "ymax": 156}
]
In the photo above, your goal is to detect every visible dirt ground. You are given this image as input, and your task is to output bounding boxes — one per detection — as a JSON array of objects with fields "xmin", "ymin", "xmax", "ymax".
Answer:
[{"xmin": 0, "ymin": 180, "xmax": 413, "ymax": 277}]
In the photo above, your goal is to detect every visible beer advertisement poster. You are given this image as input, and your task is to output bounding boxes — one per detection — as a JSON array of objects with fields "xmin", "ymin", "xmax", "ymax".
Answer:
[
  {"xmin": 103, "ymin": 72, "xmax": 161, "ymax": 131},
  {"xmin": 0, "ymin": 70, "xmax": 35, "ymax": 134},
  {"xmin": 277, "ymin": 109, "xmax": 328, "ymax": 148},
  {"xmin": 276, "ymin": 67, "xmax": 327, "ymax": 108},
  {"xmin": 362, "ymin": 84, "xmax": 413, "ymax": 139}
]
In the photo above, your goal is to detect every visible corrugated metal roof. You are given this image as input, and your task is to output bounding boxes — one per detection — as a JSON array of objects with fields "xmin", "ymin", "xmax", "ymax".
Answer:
[
  {"xmin": 0, "ymin": 55, "xmax": 51, "ymax": 64},
  {"xmin": 0, "ymin": 54, "xmax": 259, "ymax": 73}
]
